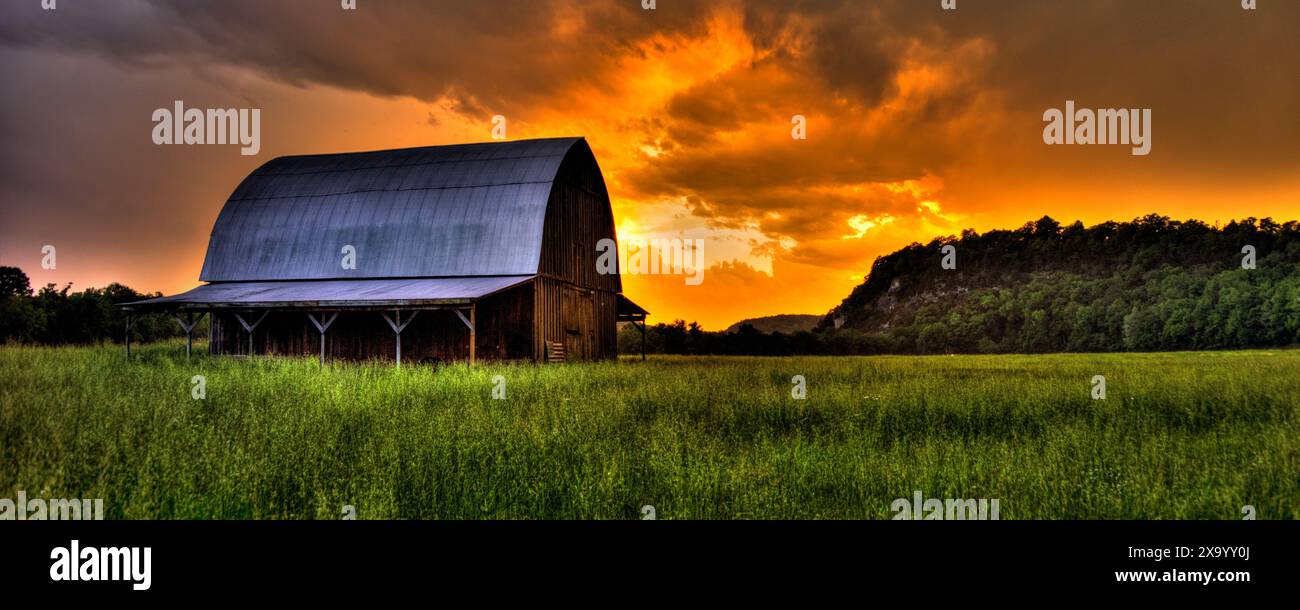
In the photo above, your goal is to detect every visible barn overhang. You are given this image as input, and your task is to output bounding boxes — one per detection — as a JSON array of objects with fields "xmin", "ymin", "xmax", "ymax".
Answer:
[
  {"xmin": 615, "ymin": 294, "xmax": 650, "ymax": 361},
  {"xmin": 121, "ymin": 275, "xmax": 534, "ymax": 312},
  {"xmin": 615, "ymin": 293, "xmax": 649, "ymax": 322}
]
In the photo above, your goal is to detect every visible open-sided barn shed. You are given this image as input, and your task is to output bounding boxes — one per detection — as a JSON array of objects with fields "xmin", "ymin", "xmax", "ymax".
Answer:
[{"xmin": 125, "ymin": 137, "xmax": 648, "ymax": 363}]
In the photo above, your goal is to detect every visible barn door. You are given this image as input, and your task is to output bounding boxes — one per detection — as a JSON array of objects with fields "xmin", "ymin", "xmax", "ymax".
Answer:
[{"xmin": 562, "ymin": 285, "xmax": 592, "ymax": 359}]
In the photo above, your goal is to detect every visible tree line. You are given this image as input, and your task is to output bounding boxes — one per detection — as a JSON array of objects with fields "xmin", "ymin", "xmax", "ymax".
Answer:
[
  {"xmin": 618, "ymin": 215, "xmax": 1300, "ymax": 355},
  {"xmin": 0, "ymin": 267, "xmax": 192, "ymax": 345}
]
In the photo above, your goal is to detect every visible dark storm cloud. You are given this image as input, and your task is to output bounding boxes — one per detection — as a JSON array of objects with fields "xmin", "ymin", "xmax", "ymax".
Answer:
[
  {"xmin": 0, "ymin": 0, "xmax": 719, "ymax": 113},
  {"xmin": 7, "ymin": 1, "xmax": 1294, "ymax": 161},
  {"xmin": 2, "ymin": 0, "xmax": 1298, "ymax": 292},
  {"xmin": 625, "ymin": 0, "xmax": 1300, "ymax": 246}
]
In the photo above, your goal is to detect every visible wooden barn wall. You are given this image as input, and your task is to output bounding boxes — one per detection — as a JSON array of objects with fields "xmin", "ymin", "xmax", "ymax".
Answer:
[
  {"xmin": 539, "ymin": 152, "xmax": 620, "ymax": 293},
  {"xmin": 533, "ymin": 276, "xmax": 616, "ymax": 361},
  {"xmin": 208, "ymin": 282, "xmax": 535, "ymax": 362},
  {"xmin": 533, "ymin": 150, "xmax": 619, "ymax": 361},
  {"xmin": 474, "ymin": 281, "xmax": 535, "ymax": 361}
]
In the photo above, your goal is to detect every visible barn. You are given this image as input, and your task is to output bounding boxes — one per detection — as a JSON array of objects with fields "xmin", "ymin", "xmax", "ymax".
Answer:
[{"xmin": 125, "ymin": 137, "xmax": 649, "ymax": 363}]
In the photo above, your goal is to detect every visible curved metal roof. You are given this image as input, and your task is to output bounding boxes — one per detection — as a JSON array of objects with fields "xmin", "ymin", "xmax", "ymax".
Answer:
[{"xmin": 199, "ymin": 137, "xmax": 585, "ymax": 282}]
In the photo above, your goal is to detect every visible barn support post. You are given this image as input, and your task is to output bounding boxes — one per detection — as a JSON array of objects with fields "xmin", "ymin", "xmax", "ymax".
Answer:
[
  {"xmin": 172, "ymin": 311, "xmax": 206, "ymax": 360},
  {"xmin": 234, "ymin": 311, "xmax": 269, "ymax": 356},
  {"xmin": 636, "ymin": 319, "xmax": 646, "ymax": 361},
  {"xmin": 454, "ymin": 306, "xmax": 476, "ymax": 365},
  {"xmin": 124, "ymin": 314, "xmax": 134, "ymax": 360},
  {"xmin": 307, "ymin": 312, "xmax": 339, "ymax": 367},
  {"xmin": 380, "ymin": 310, "xmax": 418, "ymax": 367}
]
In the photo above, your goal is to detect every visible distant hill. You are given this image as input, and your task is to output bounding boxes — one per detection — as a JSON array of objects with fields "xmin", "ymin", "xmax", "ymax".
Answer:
[
  {"xmin": 618, "ymin": 214, "xmax": 1300, "ymax": 357},
  {"xmin": 821, "ymin": 214, "xmax": 1300, "ymax": 353},
  {"xmin": 724, "ymin": 314, "xmax": 822, "ymax": 334}
]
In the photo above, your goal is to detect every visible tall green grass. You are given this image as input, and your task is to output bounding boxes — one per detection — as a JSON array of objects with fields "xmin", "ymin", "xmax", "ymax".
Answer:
[{"xmin": 1, "ymin": 342, "xmax": 1296, "ymax": 519}]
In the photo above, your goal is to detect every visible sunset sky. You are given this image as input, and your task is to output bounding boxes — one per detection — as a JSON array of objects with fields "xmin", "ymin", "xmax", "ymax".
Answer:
[{"xmin": 2, "ymin": 0, "xmax": 1299, "ymax": 329}]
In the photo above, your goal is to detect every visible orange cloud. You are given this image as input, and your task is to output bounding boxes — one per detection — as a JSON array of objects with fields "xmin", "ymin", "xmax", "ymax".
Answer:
[{"xmin": 3, "ymin": 0, "xmax": 1300, "ymax": 331}]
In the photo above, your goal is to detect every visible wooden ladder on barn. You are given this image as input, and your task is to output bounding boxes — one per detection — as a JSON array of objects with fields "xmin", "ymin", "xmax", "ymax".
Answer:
[{"xmin": 546, "ymin": 341, "xmax": 566, "ymax": 363}]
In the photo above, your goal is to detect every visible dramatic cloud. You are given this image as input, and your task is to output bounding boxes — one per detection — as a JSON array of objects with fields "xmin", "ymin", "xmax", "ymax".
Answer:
[{"xmin": 2, "ymin": 0, "xmax": 1298, "ymax": 328}]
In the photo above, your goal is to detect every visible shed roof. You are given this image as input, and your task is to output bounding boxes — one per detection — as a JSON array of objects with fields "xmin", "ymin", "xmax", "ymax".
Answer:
[
  {"xmin": 616, "ymin": 294, "xmax": 649, "ymax": 320},
  {"xmin": 124, "ymin": 275, "xmax": 533, "ymax": 311},
  {"xmin": 200, "ymin": 137, "xmax": 585, "ymax": 282}
]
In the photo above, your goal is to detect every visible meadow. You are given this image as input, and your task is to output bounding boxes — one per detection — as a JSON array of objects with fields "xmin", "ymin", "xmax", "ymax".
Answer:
[{"xmin": 1, "ymin": 342, "xmax": 1296, "ymax": 519}]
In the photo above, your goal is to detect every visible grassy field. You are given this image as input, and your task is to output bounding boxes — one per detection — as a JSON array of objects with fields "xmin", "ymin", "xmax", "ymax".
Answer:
[{"xmin": 1, "ymin": 342, "xmax": 1296, "ymax": 519}]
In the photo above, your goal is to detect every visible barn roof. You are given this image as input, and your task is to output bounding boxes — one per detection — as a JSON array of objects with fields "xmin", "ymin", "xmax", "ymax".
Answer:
[
  {"xmin": 124, "ymin": 137, "xmax": 650, "ymax": 315},
  {"xmin": 200, "ymin": 137, "xmax": 585, "ymax": 282}
]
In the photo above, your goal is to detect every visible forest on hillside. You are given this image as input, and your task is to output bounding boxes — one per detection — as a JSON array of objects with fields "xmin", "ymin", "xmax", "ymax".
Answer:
[{"xmin": 619, "ymin": 215, "xmax": 1300, "ymax": 355}]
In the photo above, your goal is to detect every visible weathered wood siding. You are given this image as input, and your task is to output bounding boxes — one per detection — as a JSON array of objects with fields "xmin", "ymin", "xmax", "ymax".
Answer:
[
  {"xmin": 532, "ymin": 277, "xmax": 617, "ymax": 361},
  {"xmin": 533, "ymin": 142, "xmax": 619, "ymax": 360}
]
